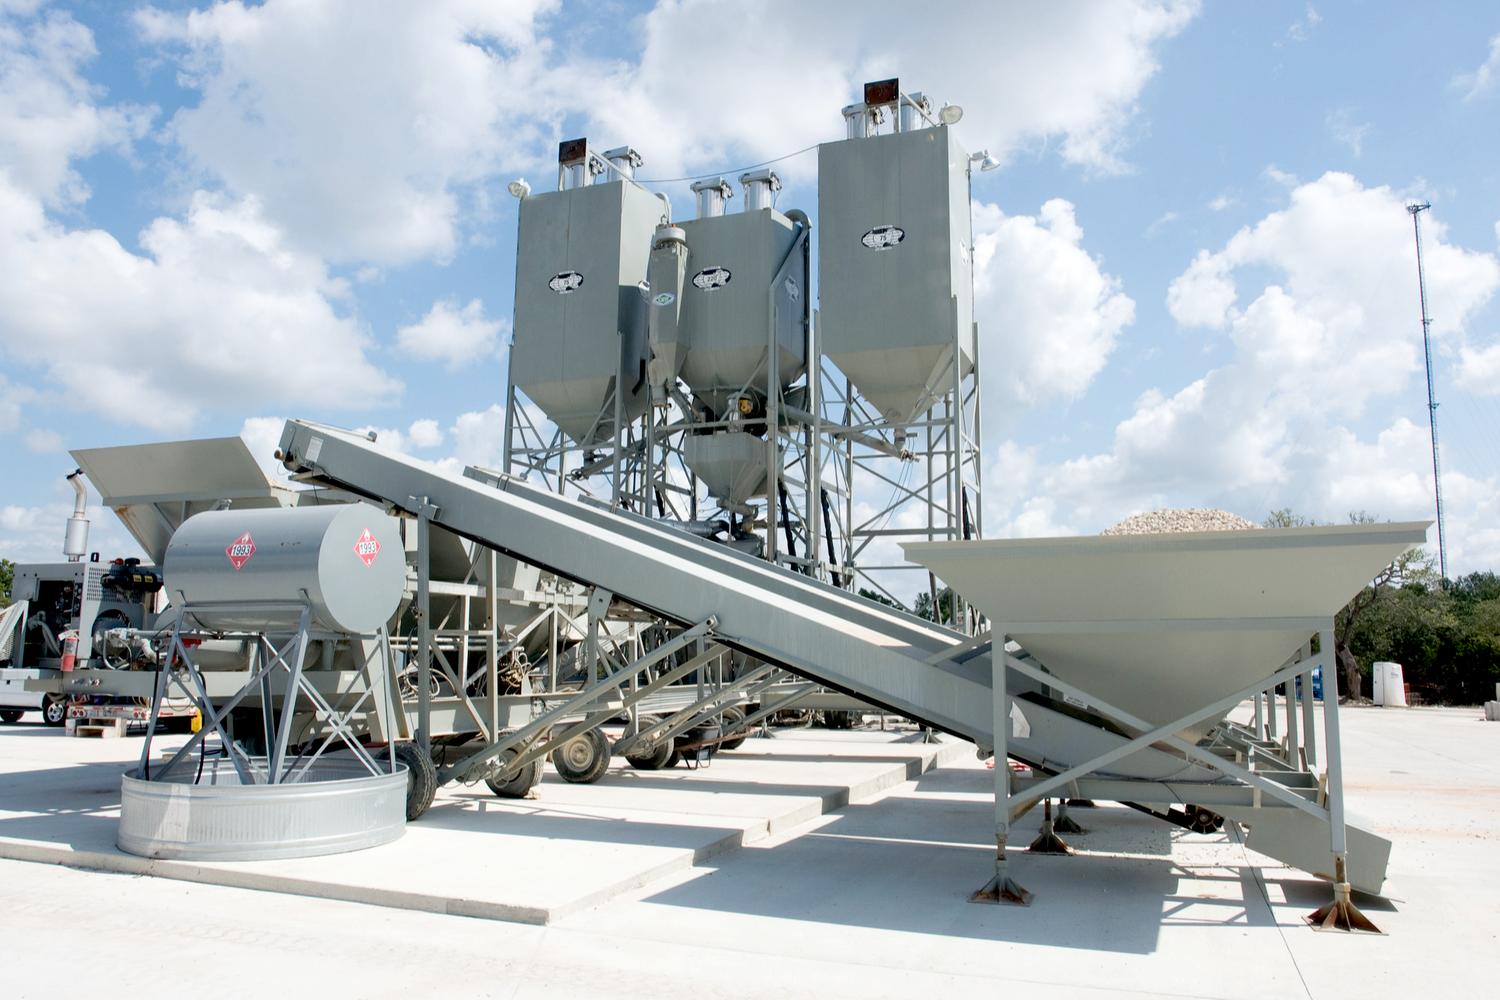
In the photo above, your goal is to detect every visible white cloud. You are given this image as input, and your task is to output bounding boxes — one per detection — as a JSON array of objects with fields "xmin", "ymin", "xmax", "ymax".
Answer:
[
  {"xmin": 449, "ymin": 403, "xmax": 509, "ymax": 470},
  {"xmin": 1326, "ymin": 108, "xmax": 1369, "ymax": 157},
  {"xmin": 0, "ymin": 179, "xmax": 403, "ymax": 431},
  {"xmin": 350, "ymin": 417, "xmax": 447, "ymax": 455},
  {"xmin": 396, "ymin": 298, "xmax": 505, "ymax": 370},
  {"xmin": 0, "ymin": 3, "xmax": 154, "ymax": 206},
  {"xmin": 972, "ymin": 199, "xmax": 1135, "ymax": 412},
  {"xmin": 238, "ymin": 415, "xmax": 292, "ymax": 484},
  {"xmin": 1453, "ymin": 33, "xmax": 1500, "ymax": 101},
  {"xmin": 137, "ymin": 0, "xmax": 564, "ymax": 265},
  {"xmin": 1207, "ymin": 191, "xmax": 1236, "ymax": 212},
  {"xmin": 1263, "ymin": 165, "xmax": 1298, "ymax": 188},
  {"xmin": 23, "ymin": 427, "xmax": 62, "ymax": 453},
  {"xmin": 407, "ymin": 418, "xmax": 444, "ymax": 449},
  {"xmin": 1278, "ymin": 4, "xmax": 1322, "ymax": 46},
  {"xmin": 594, "ymin": 0, "xmax": 1199, "ymax": 180},
  {"xmin": 1455, "ymin": 342, "xmax": 1500, "ymax": 395},
  {"xmin": 986, "ymin": 172, "xmax": 1500, "ymax": 572}
]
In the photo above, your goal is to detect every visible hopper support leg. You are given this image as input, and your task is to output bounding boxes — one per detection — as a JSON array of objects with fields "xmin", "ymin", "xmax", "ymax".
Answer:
[
  {"xmin": 1028, "ymin": 798, "xmax": 1074, "ymax": 854},
  {"xmin": 1306, "ymin": 854, "xmax": 1383, "ymax": 934},
  {"xmin": 972, "ymin": 651, "xmax": 1032, "ymax": 905},
  {"xmin": 1053, "ymin": 797, "xmax": 1087, "ymax": 835}
]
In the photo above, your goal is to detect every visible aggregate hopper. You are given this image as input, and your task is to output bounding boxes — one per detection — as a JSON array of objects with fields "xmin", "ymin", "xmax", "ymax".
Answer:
[{"xmin": 903, "ymin": 523, "xmax": 1429, "ymax": 736}]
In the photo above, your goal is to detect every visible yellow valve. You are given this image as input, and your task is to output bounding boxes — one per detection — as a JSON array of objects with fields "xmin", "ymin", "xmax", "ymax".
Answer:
[{"xmin": 190, "ymin": 710, "xmax": 203, "ymax": 734}]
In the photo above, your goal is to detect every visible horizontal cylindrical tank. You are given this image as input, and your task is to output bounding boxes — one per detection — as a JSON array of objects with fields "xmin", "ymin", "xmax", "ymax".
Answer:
[
  {"xmin": 164, "ymin": 505, "xmax": 405, "ymax": 634},
  {"xmin": 818, "ymin": 124, "xmax": 976, "ymax": 425}
]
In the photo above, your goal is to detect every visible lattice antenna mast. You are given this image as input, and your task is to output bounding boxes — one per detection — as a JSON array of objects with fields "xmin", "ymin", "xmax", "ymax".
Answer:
[{"xmin": 1407, "ymin": 201, "xmax": 1447, "ymax": 578}]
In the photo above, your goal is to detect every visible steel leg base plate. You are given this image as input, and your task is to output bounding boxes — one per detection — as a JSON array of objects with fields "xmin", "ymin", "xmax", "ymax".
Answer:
[
  {"xmin": 1027, "ymin": 826, "xmax": 1074, "ymax": 855},
  {"xmin": 1306, "ymin": 883, "xmax": 1384, "ymax": 934},
  {"xmin": 970, "ymin": 873, "xmax": 1034, "ymax": 906},
  {"xmin": 1052, "ymin": 813, "xmax": 1087, "ymax": 835}
]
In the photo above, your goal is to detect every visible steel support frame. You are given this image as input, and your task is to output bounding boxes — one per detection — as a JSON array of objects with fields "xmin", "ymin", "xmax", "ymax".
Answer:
[
  {"xmin": 139, "ymin": 602, "xmax": 396, "ymax": 786},
  {"xmin": 978, "ymin": 619, "xmax": 1360, "ymax": 920}
]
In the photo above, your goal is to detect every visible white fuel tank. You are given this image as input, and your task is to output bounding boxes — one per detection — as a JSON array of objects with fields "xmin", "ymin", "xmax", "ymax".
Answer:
[{"xmin": 164, "ymin": 505, "xmax": 405, "ymax": 634}]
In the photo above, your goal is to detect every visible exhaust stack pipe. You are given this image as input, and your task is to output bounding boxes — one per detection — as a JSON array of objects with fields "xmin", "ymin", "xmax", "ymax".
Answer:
[{"xmin": 64, "ymin": 469, "xmax": 89, "ymax": 562}]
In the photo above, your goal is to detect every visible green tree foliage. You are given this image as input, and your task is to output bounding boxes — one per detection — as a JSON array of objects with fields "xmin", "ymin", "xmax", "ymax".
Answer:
[
  {"xmin": 1266, "ymin": 510, "xmax": 1498, "ymax": 704},
  {"xmin": 0, "ymin": 559, "xmax": 12, "ymax": 605}
]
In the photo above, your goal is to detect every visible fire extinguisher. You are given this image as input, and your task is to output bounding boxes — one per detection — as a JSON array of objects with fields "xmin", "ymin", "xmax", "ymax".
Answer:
[{"xmin": 59, "ymin": 630, "xmax": 79, "ymax": 671}]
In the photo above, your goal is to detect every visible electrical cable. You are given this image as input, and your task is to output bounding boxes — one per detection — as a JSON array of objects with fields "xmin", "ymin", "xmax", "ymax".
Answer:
[{"xmin": 633, "ymin": 143, "xmax": 820, "ymax": 184}]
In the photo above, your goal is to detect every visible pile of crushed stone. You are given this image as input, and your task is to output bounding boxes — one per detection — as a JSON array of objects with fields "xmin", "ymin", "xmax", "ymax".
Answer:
[{"xmin": 1100, "ymin": 508, "xmax": 1263, "ymax": 535}]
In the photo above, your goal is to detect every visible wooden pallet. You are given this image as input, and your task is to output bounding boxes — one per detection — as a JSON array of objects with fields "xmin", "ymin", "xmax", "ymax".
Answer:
[{"xmin": 68, "ymin": 717, "xmax": 128, "ymax": 738}]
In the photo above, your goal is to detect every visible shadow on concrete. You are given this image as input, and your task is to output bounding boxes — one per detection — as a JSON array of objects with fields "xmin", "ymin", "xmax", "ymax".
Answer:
[
  {"xmin": 639, "ymin": 775, "xmax": 1282, "ymax": 954},
  {"xmin": 0, "ymin": 760, "xmax": 133, "ymax": 851}
]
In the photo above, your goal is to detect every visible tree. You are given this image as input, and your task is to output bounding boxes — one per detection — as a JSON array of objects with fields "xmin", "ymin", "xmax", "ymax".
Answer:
[
  {"xmin": 1266, "ymin": 510, "xmax": 1434, "ymax": 700},
  {"xmin": 0, "ymin": 559, "xmax": 11, "ymax": 606}
]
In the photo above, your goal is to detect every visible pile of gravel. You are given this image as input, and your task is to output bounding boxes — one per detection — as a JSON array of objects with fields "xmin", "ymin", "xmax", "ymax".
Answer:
[{"xmin": 1100, "ymin": 508, "xmax": 1263, "ymax": 535}]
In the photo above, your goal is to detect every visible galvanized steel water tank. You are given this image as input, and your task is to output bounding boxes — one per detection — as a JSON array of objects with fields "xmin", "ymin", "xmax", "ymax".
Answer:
[
  {"xmin": 818, "ymin": 123, "xmax": 976, "ymax": 424},
  {"xmin": 509, "ymin": 140, "xmax": 665, "ymax": 443},
  {"xmin": 164, "ymin": 504, "xmax": 405, "ymax": 634}
]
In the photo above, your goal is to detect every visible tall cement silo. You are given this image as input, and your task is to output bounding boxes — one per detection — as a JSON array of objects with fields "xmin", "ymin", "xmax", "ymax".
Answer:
[
  {"xmin": 813, "ymin": 80, "xmax": 985, "ymax": 617},
  {"xmin": 508, "ymin": 139, "xmax": 664, "ymax": 446}
]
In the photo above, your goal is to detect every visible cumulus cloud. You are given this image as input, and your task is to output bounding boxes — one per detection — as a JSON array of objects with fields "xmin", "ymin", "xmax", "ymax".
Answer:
[
  {"xmin": 988, "ymin": 173, "xmax": 1500, "ymax": 571},
  {"xmin": 0, "ymin": 3, "xmax": 153, "ymax": 206},
  {"xmin": 972, "ymin": 199, "xmax": 1134, "ymax": 412},
  {"xmin": 1455, "ymin": 342, "xmax": 1500, "ymax": 395},
  {"xmin": 0, "ymin": 180, "xmax": 402, "ymax": 431},
  {"xmin": 136, "ymin": 0, "xmax": 564, "ymax": 265},
  {"xmin": 594, "ymin": 0, "xmax": 1199, "ymax": 180},
  {"xmin": 396, "ymin": 298, "xmax": 505, "ymax": 370},
  {"xmin": 1452, "ymin": 33, "xmax": 1500, "ymax": 101},
  {"xmin": 351, "ymin": 417, "xmax": 448, "ymax": 455}
]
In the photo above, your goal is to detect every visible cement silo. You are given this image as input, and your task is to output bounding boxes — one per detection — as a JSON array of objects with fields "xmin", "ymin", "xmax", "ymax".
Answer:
[
  {"xmin": 812, "ymin": 80, "xmax": 985, "ymax": 616},
  {"xmin": 647, "ymin": 172, "xmax": 810, "ymax": 519},
  {"xmin": 508, "ymin": 138, "xmax": 665, "ymax": 445},
  {"xmin": 817, "ymin": 89, "xmax": 975, "ymax": 426}
]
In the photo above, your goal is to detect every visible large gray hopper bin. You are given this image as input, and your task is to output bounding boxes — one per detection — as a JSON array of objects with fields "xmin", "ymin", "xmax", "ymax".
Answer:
[
  {"xmin": 902, "ymin": 522, "xmax": 1429, "ymax": 732},
  {"xmin": 818, "ymin": 125, "xmax": 975, "ymax": 425},
  {"xmin": 72, "ymin": 438, "xmax": 298, "ymax": 564},
  {"xmin": 510, "ymin": 180, "xmax": 663, "ymax": 443}
]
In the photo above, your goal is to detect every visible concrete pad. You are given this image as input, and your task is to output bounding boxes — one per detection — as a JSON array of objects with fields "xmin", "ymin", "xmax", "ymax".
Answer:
[
  {"xmin": 0, "ymin": 718, "xmax": 967, "ymax": 923},
  {"xmin": 2, "ymin": 705, "xmax": 1498, "ymax": 1000}
]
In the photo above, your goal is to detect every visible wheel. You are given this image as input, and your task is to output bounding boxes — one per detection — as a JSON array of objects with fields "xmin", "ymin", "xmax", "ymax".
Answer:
[
  {"xmin": 717, "ymin": 706, "xmax": 747, "ymax": 751},
  {"xmin": 43, "ymin": 696, "xmax": 68, "ymax": 728},
  {"xmin": 624, "ymin": 714, "xmax": 674, "ymax": 770},
  {"xmin": 0, "ymin": 709, "xmax": 23, "ymax": 724},
  {"xmin": 550, "ymin": 728, "xmax": 611, "ymax": 783},
  {"xmin": 380, "ymin": 742, "xmax": 438, "ymax": 821},
  {"xmin": 674, "ymin": 723, "xmax": 720, "ymax": 767},
  {"xmin": 1187, "ymin": 805, "xmax": 1223, "ymax": 835},
  {"xmin": 485, "ymin": 749, "xmax": 543, "ymax": 798}
]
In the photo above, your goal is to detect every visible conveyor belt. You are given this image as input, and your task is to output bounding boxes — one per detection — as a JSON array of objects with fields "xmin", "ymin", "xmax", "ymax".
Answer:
[{"xmin": 277, "ymin": 420, "xmax": 995, "ymax": 742}]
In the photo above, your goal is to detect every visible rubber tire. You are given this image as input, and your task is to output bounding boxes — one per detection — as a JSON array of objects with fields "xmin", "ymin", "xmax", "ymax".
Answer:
[
  {"xmin": 624, "ymin": 714, "xmax": 674, "ymax": 770},
  {"xmin": 717, "ymin": 706, "xmax": 747, "ymax": 751},
  {"xmin": 485, "ymin": 751, "xmax": 543, "ymax": 798},
  {"xmin": 43, "ymin": 696, "xmax": 68, "ymax": 728},
  {"xmin": 550, "ymin": 728, "xmax": 611, "ymax": 784},
  {"xmin": 0, "ymin": 709, "xmax": 23, "ymax": 724},
  {"xmin": 382, "ymin": 742, "xmax": 438, "ymax": 821}
]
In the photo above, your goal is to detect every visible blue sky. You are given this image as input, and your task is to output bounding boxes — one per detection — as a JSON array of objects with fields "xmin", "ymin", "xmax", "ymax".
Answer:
[{"xmin": 1, "ymin": 0, "xmax": 1498, "ymax": 575}]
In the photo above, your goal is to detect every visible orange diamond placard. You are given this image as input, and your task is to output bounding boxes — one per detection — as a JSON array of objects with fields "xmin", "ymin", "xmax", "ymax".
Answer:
[
  {"xmin": 226, "ymin": 532, "xmax": 256, "ymax": 570},
  {"xmin": 354, "ymin": 527, "xmax": 381, "ymax": 567}
]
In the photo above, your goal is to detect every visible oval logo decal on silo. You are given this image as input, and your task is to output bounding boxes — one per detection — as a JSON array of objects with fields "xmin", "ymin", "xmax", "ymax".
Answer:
[
  {"xmin": 860, "ymin": 225, "xmax": 905, "ymax": 251},
  {"xmin": 354, "ymin": 527, "xmax": 381, "ymax": 568},
  {"xmin": 692, "ymin": 267, "xmax": 732, "ymax": 290},
  {"xmin": 548, "ymin": 271, "xmax": 584, "ymax": 294},
  {"xmin": 783, "ymin": 275, "xmax": 800, "ymax": 301}
]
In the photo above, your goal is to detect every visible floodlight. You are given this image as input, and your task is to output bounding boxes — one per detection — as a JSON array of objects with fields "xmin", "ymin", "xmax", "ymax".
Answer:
[
  {"xmin": 939, "ymin": 104, "xmax": 963, "ymax": 125},
  {"xmin": 507, "ymin": 178, "xmax": 531, "ymax": 198},
  {"xmin": 969, "ymin": 150, "xmax": 1000, "ymax": 171}
]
